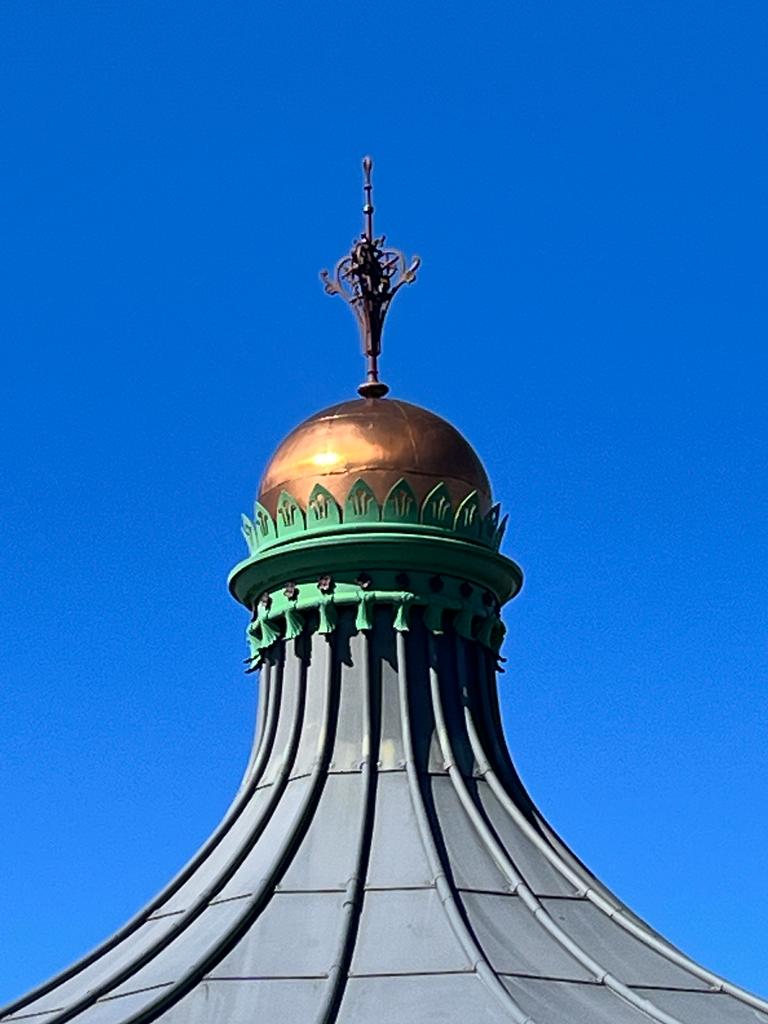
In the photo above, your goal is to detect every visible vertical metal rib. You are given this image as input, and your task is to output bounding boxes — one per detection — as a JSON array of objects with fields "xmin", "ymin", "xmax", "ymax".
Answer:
[
  {"xmin": 469, "ymin": 644, "xmax": 768, "ymax": 1015},
  {"xmin": 237, "ymin": 660, "xmax": 271, "ymax": 791},
  {"xmin": 29, "ymin": 643, "xmax": 308, "ymax": 1024},
  {"xmin": 119, "ymin": 632, "xmax": 339, "ymax": 1024},
  {"xmin": 313, "ymin": 628, "xmax": 377, "ymax": 1024},
  {"xmin": 395, "ymin": 632, "xmax": 537, "ymax": 1024},
  {"xmin": 0, "ymin": 657, "xmax": 283, "ymax": 1022},
  {"xmin": 432, "ymin": 634, "xmax": 687, "ymax": 1024}
]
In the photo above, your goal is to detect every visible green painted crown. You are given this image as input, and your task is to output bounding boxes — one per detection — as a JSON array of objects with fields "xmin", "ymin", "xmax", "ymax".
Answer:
[{"xmin": 241, "ymin": 478, "xmax": 507, "ymax": 558}]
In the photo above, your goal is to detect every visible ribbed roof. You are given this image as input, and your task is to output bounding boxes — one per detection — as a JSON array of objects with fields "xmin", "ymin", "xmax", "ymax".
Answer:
[{"xmin": 2, "ymin": 606, "xmax": 766, "ymax": 1024}]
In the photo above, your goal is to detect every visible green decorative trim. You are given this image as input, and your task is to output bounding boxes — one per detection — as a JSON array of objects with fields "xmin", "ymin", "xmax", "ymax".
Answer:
[
  {"xmin": 241, "ymin": 514, "xmax": 259, "ymax": 556},
  {"xmin": 242, "ymin": 477, "xmax": 509, "ymax": 562},
  {"xmin": 345, "ymin": 479, "xmax": 380, "ymax": 523},
  {"xmin": 494, "ymin": 512, "xmax": 509, "ymax": 550},
  {"xmin": 253, "ymin": 501, "xmax": 277, "ymax": 545},
  {"xmin": 421, "ymin": 482, "xmax": 453, "ymax": 529},
  {"xmin": 230, "ymin": 528, "xmax": 522, "ymax": 610},
  {"xmin": 454, "ymin": 490, "xmax": 481, "ymax": 540},
  {"xmin": 481, "ymin": 503, "xmax": 501, "ymax": 546},
  {"xmin": 233, "ymin": 480, "xmax": 522, "ymax": 663},
  {"xmin": 275, "ymin": 490, "xmax": 306, "ymax": 538},
  {"xmin": 384, "ymin": 478, "xmax": 419, "ymax": 524},
  {"xmin": 238, "ymin": 571, "xmax": 509, "ymax": 667},
  {"xmin": 307, "ymin": 484, "xmax": 341, "ymax": 528}
]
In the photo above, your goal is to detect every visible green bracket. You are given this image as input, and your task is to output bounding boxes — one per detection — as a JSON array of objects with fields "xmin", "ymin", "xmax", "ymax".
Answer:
[
  {"xmin": 392, "ymin": 591, "xmax": 415, "ymax": 632},
  {"xmin": 237, "ymin": 571, "xmax": 511, "ymax": 669},
  {"xmin": 283, "ymin": 602, "xmax": 305, "ymax": 640},
  {"xmin": 488, "ymin": 617, "xmax": 506, "ymax": 653},
  {"xmin": 355, "ymin": 590, "xmax": 375, "ymax": 632},
  {"xmin": 246, "ymin": 621, "xmax": 261, "ymax": 662},
  {"xmin": 247, "ymin": 602, "xmax": 281, "ymax": 659},
  {"xmin": 423, "ymin": 596, "xmax": 452, "ymax": 635},
  {"xmin": 317, "ymin": 593, "xmax": 338, "ymax": 635},
  {"xmin": 454, "ymin": 602, "xmax": 477, "ymax": 640},
  {"xmin": 475, "ymin": 613, "xmax": 495, "ymax": 648}
]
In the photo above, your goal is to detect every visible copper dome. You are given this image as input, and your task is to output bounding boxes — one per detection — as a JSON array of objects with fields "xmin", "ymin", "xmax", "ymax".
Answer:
[{"xmin": 258, "ymin": 397, "xmax": 491, "ymax": 516}]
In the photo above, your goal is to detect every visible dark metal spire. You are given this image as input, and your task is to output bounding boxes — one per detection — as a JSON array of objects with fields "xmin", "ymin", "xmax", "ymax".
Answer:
[{"xmin": 321, "ymin": 157, "xmax": 420, "ymax": 399}]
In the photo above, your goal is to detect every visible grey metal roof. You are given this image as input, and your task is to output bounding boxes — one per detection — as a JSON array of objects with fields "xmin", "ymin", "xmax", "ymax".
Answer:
[{"xmin": 3, "ymin": 606, "xmax": 766, "ymax": 1024}]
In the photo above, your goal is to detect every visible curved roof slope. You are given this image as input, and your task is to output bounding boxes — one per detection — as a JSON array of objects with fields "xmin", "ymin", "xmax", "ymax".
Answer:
[{"xmin": 3, "ymin": 608, "xmax": 766, "ymax": 1024}]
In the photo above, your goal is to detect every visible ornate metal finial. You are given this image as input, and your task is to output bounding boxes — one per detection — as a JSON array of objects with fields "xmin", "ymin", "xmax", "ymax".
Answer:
[{"xmin": 321, "ymin": 157, "xmax": 420, "ymax": 399}]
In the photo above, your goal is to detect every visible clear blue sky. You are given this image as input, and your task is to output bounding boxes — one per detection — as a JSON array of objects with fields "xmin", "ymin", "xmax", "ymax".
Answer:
[{"xmin": 1, "ymin": 0, "xmax": 766, "ymax": 1004}]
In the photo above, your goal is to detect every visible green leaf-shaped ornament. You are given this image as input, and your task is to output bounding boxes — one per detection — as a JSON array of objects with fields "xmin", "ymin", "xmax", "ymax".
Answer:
[
  {"xmin": 383, "ymin": 478, "xmax": 419, "ymax": 524},
  {"xmin": 421, "ymin": 482, "xmax": 453, "ymax": 529},
  {"xmin": 307, "ymin": 484, "xmax": 341, "ymax": 528},
  {"xmin": 275, "ymin": 490, "xmax": 306, "ymax": 539},
  {"xmin": 344, "ymin": 479, "xmax": 380, "ymax": 524},
  {"xmin": 454, "ymin": 491, "xmax": 481, "ymax": 539}
]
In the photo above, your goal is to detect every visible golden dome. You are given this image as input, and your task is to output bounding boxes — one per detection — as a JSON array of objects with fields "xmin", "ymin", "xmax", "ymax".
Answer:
[{"xmin": 258, "ymin": 398, "xmax": 491, "ymax": 516}]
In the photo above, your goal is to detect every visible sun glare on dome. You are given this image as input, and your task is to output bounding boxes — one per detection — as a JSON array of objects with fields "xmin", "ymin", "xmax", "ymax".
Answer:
[{"xmin": 312, "ymin": 451, "xmax": 342, "ymax": 468}]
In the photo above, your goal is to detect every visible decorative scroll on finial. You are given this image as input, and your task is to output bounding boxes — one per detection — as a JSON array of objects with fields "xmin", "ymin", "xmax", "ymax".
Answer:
[{"xmin": 321, "ymin": 157, "xmax": 420, "ymax": 399}]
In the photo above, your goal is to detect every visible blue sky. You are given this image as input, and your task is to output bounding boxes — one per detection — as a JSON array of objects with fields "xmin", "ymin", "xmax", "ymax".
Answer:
[{"xmin": 1, "ymin": 0, "xmax": 766, "ymax": 1003}]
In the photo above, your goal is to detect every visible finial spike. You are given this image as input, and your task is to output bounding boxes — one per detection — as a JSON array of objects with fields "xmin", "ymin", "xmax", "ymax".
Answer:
[
  {"xmin": 320, "ymin": 157, "xmax": 420, "ymax": 400},
  {"xmin": 362, "ymin": 156, "xmax": 374, "ymax": 242}
]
